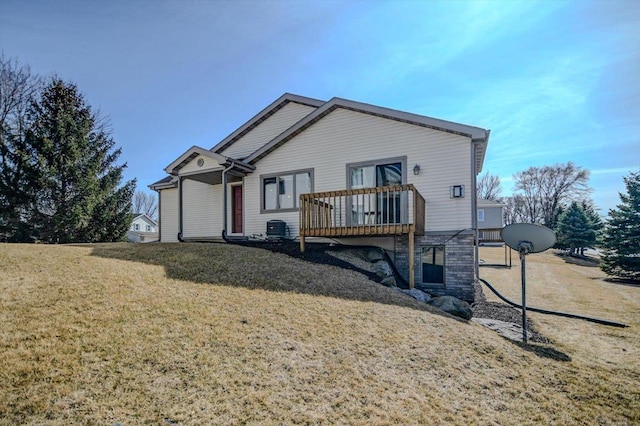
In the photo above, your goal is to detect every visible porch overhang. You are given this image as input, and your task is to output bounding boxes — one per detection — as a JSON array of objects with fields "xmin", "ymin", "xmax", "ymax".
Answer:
[
  {"xmin": 164, "ymin": 145, "xmax": 256, "ymax": 176},
  {"xmin": 180, "ymin": 168, "xmax": 244, "ymax": 185},
  {"xmin": 164, "ymin": 145, "xmax": 255, "ymax": 180}
]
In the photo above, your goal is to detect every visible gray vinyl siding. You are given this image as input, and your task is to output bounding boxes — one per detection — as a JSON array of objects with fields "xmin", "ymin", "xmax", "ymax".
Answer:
[
  {"xmin": 220, "ymin": 102, "xmax": 316, "ymax": 160},
  {"xmin": 159, "ymin": 188, "xmax": 179, "ymax": 242},
  {"xmin": 478, "ymin": 206, "xmax": 503, "ymax": 229},
  {"xmin": 181, "ymin": 179, "xmax": 222, "ymax": 239},
  {"xmin": 242, "ymin": 108, "xmax": 473, "ymax": 238}
]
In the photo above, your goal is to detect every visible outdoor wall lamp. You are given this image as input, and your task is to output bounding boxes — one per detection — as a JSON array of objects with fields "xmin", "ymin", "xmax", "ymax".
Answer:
[
  {"xmin": 451, "ymin": 185, "xmax": 465, "ymax": 198},
  {"xmin": 413, "ymin": 164, "xmax": 420, "ymax": 175}
]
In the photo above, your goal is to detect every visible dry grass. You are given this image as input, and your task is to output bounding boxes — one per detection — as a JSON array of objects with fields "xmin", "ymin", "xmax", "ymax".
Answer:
[{"xmin": 0, "ymin": 243, "xmax": 638, "ymax": 425}]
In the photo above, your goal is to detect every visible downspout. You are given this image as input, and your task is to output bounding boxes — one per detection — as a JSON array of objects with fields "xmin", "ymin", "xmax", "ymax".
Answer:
[
  {"xmin": 221, "ymin": 161, "xmax": 236, "ymax": 238},
  {"xmin": 156, "ymin": 188, "xmax": 162, "ymax": 242},
  {"xmin": 178, "ymin": 176, "xmax": 184, "ymax": 242},
  {"xmin": 471, "ymin": 139, "xmax": 479, "ymax": 278}
]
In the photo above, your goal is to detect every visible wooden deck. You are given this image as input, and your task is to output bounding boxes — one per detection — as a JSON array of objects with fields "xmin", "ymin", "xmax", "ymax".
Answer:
[{"xmin": 299, "ymin": 184, "xmax": 425, "ymax": 287}]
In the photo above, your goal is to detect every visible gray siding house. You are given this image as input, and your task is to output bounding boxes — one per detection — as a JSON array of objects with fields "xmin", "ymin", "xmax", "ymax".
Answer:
[
  {"xmin": 478, "ymin": 199, "xmax": 505, "ymax": 229},
  {"xmin": 151, "ymin": 94, "xmax": 490, "ymax": 301}
]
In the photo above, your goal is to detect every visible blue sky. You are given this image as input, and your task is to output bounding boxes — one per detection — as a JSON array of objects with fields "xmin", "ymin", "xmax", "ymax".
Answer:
[{"xmin": 2, "ymin": 0, "xmax": 638, "ymax": 214}]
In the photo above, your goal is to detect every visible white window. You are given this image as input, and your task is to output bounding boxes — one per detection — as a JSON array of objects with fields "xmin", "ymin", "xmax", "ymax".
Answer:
[
  {"xmin": 477, "ymin": 209, "xmax": 485, "ymax": 222},
  {"xmin": 261, "ymin": 170, "xmax": 313, "ymax": 212},
  {"xmin": 134, "ymin": 223, "xmax": 140, "ymax": 231},
  {"xmin": 146, "ymin": 224, "xmax": 151, "ymax": 232}
]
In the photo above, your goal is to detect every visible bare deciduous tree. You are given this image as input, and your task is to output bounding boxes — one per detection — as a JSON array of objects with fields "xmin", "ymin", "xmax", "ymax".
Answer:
[
  {"xmin": 132, "ymin": 190, "xmax": 157, "ymax": 219},
  {"xmin": 502, "ymin": 195, "xmax": 528, "ymax": 225},
  {"xmin": 513, "ymin": 162, "xmax": 591, "ymax": 226},
  {"xmin": 476, "ymin": 172, "xmax": 502, "ymax": 201},
  {"xmin": 0, "ymin": 54, "xmax": 42, "ymax": 239}
]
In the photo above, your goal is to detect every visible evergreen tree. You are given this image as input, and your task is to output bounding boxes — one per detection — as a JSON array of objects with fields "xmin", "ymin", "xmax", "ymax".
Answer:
[
  {"xmin": 556, "ymin": 201, "xmax": 596, "ymax": 256},
  {"xmin": 0, "ymin": 55, "xmax": 41, "ymax": 241},
  {"xmin": 581, "ymin": 199, "xmax": 604, "ymax": 246},
  {"xmin": 601, "ymin": 170, "xmax": 640, "ymax": 280},
  {"xmin": 25, "ymin": 78, "xmax": 135, "ymax": 243}
]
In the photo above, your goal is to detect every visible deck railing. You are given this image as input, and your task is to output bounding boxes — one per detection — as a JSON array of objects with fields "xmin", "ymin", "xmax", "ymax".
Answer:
[
  {"xmin": 478, "ymin": 228, "xmax": 503, "ymax": 243},
  {"xmin": 299, "ymin": 184, "xmax": 425, "ymax": 238},
  {"xmin": 299, "ymin": 184, "xmax": 425, "ymax": 288}
]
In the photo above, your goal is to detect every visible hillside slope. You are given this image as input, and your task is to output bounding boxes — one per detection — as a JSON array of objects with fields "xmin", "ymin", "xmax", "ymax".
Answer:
[{"xmin": 0, "ymin": 243, "xmax": 638, "ymax": 425}]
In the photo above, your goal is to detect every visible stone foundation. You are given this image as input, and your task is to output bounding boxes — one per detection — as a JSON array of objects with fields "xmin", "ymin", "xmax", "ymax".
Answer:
[{"xmin": 391, "ymin": 231, "xmax": 476, "ymax": 302}]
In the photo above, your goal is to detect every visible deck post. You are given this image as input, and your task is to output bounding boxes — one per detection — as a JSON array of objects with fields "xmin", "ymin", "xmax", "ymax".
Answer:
[
  {"xmin": 409, "ymin": 231, "xmax": 415, "ymax": 289},
  {"xmin": 300, "ymin": 234, "xmax": 305, "ymax": 253}
]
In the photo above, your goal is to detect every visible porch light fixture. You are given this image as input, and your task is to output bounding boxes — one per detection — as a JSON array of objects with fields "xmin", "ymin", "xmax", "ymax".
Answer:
[
  {"xmin": 413, "ymin": 164, "xmax": 420, "ymax": 175},
  {"xmin": 451, "ymin": 185, "xmax": 464, "ymax": 198}
]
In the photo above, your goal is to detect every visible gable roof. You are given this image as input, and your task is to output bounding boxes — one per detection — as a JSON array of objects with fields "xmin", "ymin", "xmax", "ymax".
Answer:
[
  {"xmin": 132, "ymin": 213, "xmax": 158, "ymax": 226},
  {"xmin": 210, "ymin": 93, "xmax": 324, "ymax": 155},
  {"xmin": 478, "ymin": 198, "xmax": 506, "ymax": 207},
  {"xmin": 151, "ymin": 93, "xmax": 492, "ymax": 188},
  {"xmin": 164, "ymin": 145, "xmax": 255, "ymax": 175},
  {"xmin": 243, "ymin": 96, "xmax": 491, "ymax": 171}
]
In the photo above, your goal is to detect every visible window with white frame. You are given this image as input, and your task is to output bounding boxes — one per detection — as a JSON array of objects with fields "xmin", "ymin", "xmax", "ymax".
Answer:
[
  {"xmin": 477, "ymin": 209, "xmax": 485, "ymax": 222},
  {"xmin": 261, "ymin": 169, "xmax": 313, "ymax": 212},
  {"xmin": 134, "ymin": 223, "xmax": 140, "ymax": 231},
  {"xmin": 146, "ymin": 224, "xmax": 151, "ymax": 232}
]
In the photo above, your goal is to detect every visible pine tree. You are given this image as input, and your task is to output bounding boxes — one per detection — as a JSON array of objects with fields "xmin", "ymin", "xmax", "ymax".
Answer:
[
  {"xmin": 556, "ymin": 201, "xmax": 596, "ymax": 256},
  {"xmin": 581, "ymin": 199, "xmax": 604, "ymax": 247},
  {"xmin": 25, "ymin": 78, "xmax": 135, "ymax": 243},
  {"xmin": 0, "ymin": 55, "xmax": 41, "ymax": 241},
  {"xmin": 601, "ymin": 170, "xmax": 640, "ymax": 280}
]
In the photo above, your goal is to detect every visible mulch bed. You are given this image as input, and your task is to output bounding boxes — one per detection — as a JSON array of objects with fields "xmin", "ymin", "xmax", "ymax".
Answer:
[{"xmin": 471, "ymin": 281, "xmax": 550, "ymax": 343}]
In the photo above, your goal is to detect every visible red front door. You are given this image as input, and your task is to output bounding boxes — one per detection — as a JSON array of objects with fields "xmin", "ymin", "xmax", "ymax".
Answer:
[{"xmin": 232, "ymin": 185, "xmax": 243, "ymax": 234}]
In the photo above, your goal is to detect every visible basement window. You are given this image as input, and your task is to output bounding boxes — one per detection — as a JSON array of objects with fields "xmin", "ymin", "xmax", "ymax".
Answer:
[{"xmin": 422, "ymin": 246, "xmax": 445, "ymax": 284}]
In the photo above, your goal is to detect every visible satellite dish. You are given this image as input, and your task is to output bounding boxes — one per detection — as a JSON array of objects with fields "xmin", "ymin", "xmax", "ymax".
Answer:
[
  {"xmin": 500, "ymin": 223, "xmax": 556, "ymax": 343},
  {"xmin": 501, "ymin": 223, "xmax": 556, "ymax": 254}
]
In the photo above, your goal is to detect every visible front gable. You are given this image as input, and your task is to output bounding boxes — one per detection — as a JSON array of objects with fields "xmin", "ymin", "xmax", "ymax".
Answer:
[
  {"xmin": 218, "ymin": 101, "xmax": 318, "ymax": 160},
  {"xmin": 179, "ymin": 153, "xmax": 223, "ymax": 175},
  {"xmin": 131, "ymin": 214, "xmax": 157, "ymax": 231},
  {"xmin": 212, "ymin": 93, "xmax": 322, "ymax": 159}
]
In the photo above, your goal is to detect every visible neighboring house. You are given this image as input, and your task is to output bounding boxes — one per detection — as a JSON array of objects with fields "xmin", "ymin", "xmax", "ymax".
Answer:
[
  {"xmin": 477, "ymin": 198, "xmax": 505, "ymax": 242},
  {"xmin": 127, "ymin": 213, "xmax": 159, "ymax": 243},
  {"xmin": 150, "ymin": 93, "xmax": 490, "ymax": 301}
]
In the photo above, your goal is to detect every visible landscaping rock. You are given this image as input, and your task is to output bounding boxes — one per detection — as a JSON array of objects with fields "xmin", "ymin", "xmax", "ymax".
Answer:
[
  {"xmin": 373, "ymin": 260, "xmax": 394, "ymax": 279},
  {"xmin": 428, "ymin": 296, "xmax": 473, "ymax": 320},
  {"xmin": 380, "ymin": 276, "xmax": 397, "ymax": 287},
  {"xmin": 401, "ymin": 288, "xmax": 432, "ymax": 303},
  {"xmin": 366, "ymin": 249, "xmax": 385, "ymax": 263},
  {"xmin": 472, "ymin": 318, "xmax": 524, "ymax": 341}
]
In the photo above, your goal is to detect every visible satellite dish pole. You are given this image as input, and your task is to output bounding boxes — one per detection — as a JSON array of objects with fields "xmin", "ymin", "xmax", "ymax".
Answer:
[
  {"xmin": 518, "ymin": 240, "xmax": 533, "ymax": 342},
  {"xmin": 501, "ymin": 224, "xmax": 556, "ymax": 343}
]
